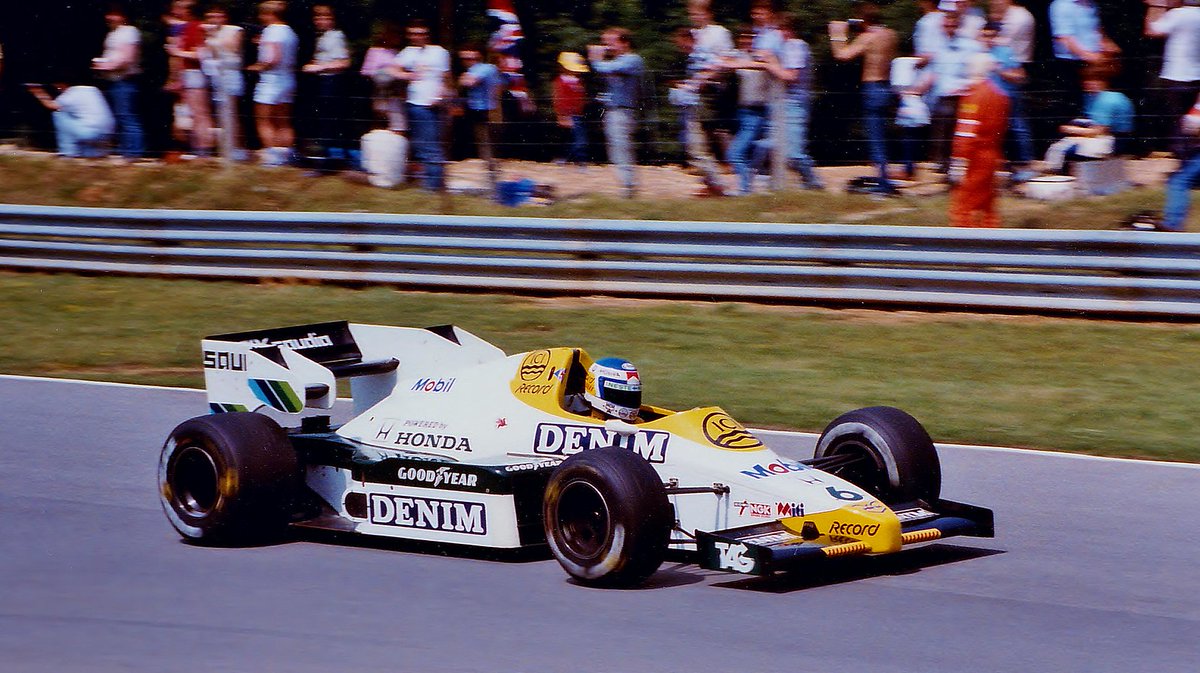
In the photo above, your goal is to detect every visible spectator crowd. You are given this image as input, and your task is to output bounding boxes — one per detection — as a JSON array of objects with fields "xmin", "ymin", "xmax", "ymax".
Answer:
[{"xmin": 4, "ymin": 0, "xmax": 1200, "ymax": 228}]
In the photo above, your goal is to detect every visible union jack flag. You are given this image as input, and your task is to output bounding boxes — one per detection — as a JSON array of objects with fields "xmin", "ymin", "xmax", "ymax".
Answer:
[{"xmin": 487, "ymin": 0, "xmax": 534, "ymax": 113}]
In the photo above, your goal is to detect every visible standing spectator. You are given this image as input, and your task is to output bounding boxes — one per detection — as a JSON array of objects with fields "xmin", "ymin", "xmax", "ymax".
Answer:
[
  {"xmin": 989, "ymin": 0, "xmax": 1035, "ymax": 63},
  {"xmin": 392, "ymin": 21, "xmax": 450, "ymax": 191},
  {"xmin": 916, "ymin": 0, "xmax": 984, "ymax": 64},
  {"xmin": 1048, "ymin": 0, "xmax": 1120, "ymax": 114},
  {"xmin": 988, "ymin": 0, "xmax": 1036, "ymax": 180},
  {"xmin": 830, "ymin": 1, "xmax": 899, "ymax": 195},
  {"xmin": 775, "ymin": 14, "xmax": 823, "ymax": 189},
  {"xmin": 588, "ymin": 27, "xmax": 645, "ymax": 199},
  {"xmin": 1043, "ymin": 60, "xmax": 1134, "ymax": 173},
  {"xmin": 167, "ymin": 1, "xmax": 214, "ymax": 157},
  {"xmin": 724, "ymin": 29, "xmax": 772, "ymax": 195},
  {"xmin": 201, "ymin": 3, "xmax": 245, "ymax": 161},
  {"xmin": 553, "ymin": 52, "xmax": 589, "ymax": 166},
  {"xmin": 457, "ymin": 44, "xmax": 502, "ymax": 186},
  {"xmin": 950, "ymin": 54, "xmax": 1010, "ymax": 227},
  {"xmin": 1160, "ymin": 96, "xmax": 1200, "ymax": 230},
  {"xmin": 921, "ymin": 11, "xmax": 981, "ymax": 174},
  {"xmin": 27, "ymin": 82, "xmax": 116, "ymax": 158},
  {"xmin": 671, "ymin": 28, "xmax": 725, "ymax": 194},
  {"xmin": 1145, "ymin": 0, "xmax": 1200, "ymax": 156},
  {"xmin": 93, "ymin": 4, "xmax": 145, "ymax": 160},
  {"xmin": 361, "ymin": 22, "xmax": 405, "ymax": 132},
  {"xmin": 248, "ymin": 0, "xmax": 298, "ymax": 167},
  {"xmin": 684, "ymin": 0, "xmax": 733, "ymax": 194},
  {"xmin": 302, "ymin": 3, "xmax": 351, "ymax": 173}
]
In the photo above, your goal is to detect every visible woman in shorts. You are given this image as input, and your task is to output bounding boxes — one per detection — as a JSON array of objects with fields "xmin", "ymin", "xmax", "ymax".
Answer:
[{"xmin": 248, "ymin": 1, "xmax": 298, "ymax": 166}]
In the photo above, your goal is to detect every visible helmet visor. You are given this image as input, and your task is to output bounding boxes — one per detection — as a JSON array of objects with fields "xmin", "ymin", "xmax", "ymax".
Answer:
[{"xmin": 598, "ymin": 377, "xmax": 641, "ymax": 411}]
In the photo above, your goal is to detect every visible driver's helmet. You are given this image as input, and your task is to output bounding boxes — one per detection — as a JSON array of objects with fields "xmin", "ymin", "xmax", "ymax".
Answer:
[{"xmin": 584, "ymin": 357, "xmax": 642, "ymax": 421}]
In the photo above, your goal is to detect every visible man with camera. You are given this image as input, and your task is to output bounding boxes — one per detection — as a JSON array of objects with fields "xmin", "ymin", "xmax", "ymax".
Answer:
[
  {"xmin": 830, "ymin": 0, "xmax": 899, "ymax": 195},
  {"xmin": 588, "ymin": 27, "xmax": 645, "ymax": 199}
]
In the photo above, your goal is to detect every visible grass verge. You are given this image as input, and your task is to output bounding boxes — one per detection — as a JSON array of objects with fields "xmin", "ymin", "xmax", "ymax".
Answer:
[
  {"xmin": 2, "ymin": 271, "xmax": 1197, "ymax": 462},
  {"xmin": 0, "ymin": 153, "xmax": 1179, "ymax": 229}
]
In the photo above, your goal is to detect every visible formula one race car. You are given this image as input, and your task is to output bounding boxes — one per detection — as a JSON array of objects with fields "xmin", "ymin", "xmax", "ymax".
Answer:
[{"xmin": 159, "ymin": 322, "xmax": 993, "ymax": 586}]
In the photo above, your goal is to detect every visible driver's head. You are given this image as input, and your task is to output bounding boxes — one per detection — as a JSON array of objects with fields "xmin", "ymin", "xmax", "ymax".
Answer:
[{"xmin": 585, "ymin": 358, "xmax": 641, "ymax": 421}]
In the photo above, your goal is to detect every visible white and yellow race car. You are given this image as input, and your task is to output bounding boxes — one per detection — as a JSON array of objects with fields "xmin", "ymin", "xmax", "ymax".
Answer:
[{"xmin": 158, "ymin": 321, "xmax": 993, "ymax": 586}]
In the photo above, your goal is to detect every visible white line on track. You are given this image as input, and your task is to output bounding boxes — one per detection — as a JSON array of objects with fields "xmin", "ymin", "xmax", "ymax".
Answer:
[{"xmin": 4, "ymin": 373, "xmax": 1197, "ymax": 470}]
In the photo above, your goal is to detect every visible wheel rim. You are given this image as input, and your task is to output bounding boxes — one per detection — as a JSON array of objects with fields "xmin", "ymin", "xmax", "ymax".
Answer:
[
  {"xmin": 171, "ymin": 445, "xmax": 220, "ymax": 517},
  {"xmin": 827, "ymin": 440, "xmax": 887, "ymax": 497},
  {"xmin": 555, "ymin": 480, "xmax": 611, "ymax": 560}
]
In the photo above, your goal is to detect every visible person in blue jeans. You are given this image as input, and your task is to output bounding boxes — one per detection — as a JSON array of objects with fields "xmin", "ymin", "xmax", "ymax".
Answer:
[
  {"xmin": 93, "ymin": 6, "xmax": 145, "ymax": 159},
  {"xmin": 391, "ymin": 21, "xmax": 450, "ymax": 191},
  {"xmin": 1162, "ymin": 99, "xmax": 1200, "ymax": 231},
  {"xmin": 830, "ymin": 2, "xmax": 898, "ymax": 195},
  {"xmin": 723, "ymin": 29, "xmax": 771, "ymax": 195},
  {"xmin": 589, "ymin": 28, "xmax": 644, "ymax": 199},
  {"xmin": 27, "ymin": 82, "xmax": 116, "ymax": 157}
]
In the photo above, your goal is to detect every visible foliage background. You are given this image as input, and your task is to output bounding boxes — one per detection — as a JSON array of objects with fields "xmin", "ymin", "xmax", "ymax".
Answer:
[{"xmin": 0, "ymin": 1, "xmax": 1162, "ymax": 163}]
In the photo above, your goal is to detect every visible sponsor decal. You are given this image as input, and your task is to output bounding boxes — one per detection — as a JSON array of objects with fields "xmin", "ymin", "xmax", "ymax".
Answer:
[
  {"xmin": 368, "ymin": 494, "xmax": 487, "ymax": 535},
  {"xmin": 395, "ymin": 466, "xmax": 478, "ymax": 489},
  {"xmin": 402, "ymin": 419, "xmax": 448, "ymax": 430},
  {"xmin": 248, "ymin": 378, "xmax": 304, "ymax": 413},
  {"xmin": 495, "ymin": 418, "xmax": 508, "ymax": 428},
  {"xmin": 775, "ymin": 502, "xmax": 805, "ymax": 517},
  {"xmin": 504, "ymin": 460, "xmax": 557, "ymax": 473},
  {"xmin": 828, "ymin": 521, "xmax": 881, "ymax": 537},
  {"xmin": 734, "ymin": 500, "xmax": 773, "ymax": 518},
  {"xmin": 702, "ymin": 412, "xmax": 764, "ymax": 450},
  {"xmin": 532, "ymin": 423, "xmax": 668, "ymax": 463},
  {"xmin": 742, "ymin": 531, "xmax": 804, "ymax": 546},
  {"xmin": 851, "ymin": 499, "xmax": 887, "ymax": 514},
  {"xmin": 713, "ymin": 541, "xmax": 756, "ymax": 573},
  {"xmin": 515, "ymin": 382, "xmax": 554, "ymax": 395},
  {"xmin": 411, "ymin": 377, "xmax": 456, "ymax": 393},
  {"xmin": 375, "ymin": 422, "xmax": 472, "ymax": 452},
  {"xmin": 896, "ymin": 508, "xmax": 936, "ymax": 523},
  {"xmin": 551, "ymin": 368, "xmax": 565, "ymax": 381},
  {"xmin": 739, "ymin": 459, "xmax": 808, "ymax": 480},
  {"xmin": 203, "ymin": 350, "xmax": 247, "ymax": 371},
  {"xmin": 519, "ymin": 350, "xmax": 551, "ymax": 381},
  {"xmin": 826, "ymin": 486, "xmax": 864, "ymax": 501},
  {"xmin": 247, "ymin": 332, "xmax": 334, "ymax": 351}
]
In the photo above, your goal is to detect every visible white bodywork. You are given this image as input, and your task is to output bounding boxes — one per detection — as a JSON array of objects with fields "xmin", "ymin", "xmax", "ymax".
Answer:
[{"xmin": 203, "ymin": 324, "xmax": 888, "ymax": 550}]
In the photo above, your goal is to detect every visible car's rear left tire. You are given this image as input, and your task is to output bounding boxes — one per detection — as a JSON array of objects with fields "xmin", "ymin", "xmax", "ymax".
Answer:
[
  {"xmin": 814, "ymin": 406, "xmax": 941, "ymax": 505},
  {"xmin": 543, "ymin": 447, "xmax": 672, "ymax": 587},
  {"xmin": 158, "ymin": 412, "xmax": 300, "ymax": 544}
]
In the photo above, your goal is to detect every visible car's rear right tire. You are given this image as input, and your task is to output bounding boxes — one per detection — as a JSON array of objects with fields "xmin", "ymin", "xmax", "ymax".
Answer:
[
  {"xmin": 158, "ymin": 412, "xmax": 300, "ymax": 545},
  {"xmin": 543, "ymin": 447, "xmax": 672, "ymax": 587}
]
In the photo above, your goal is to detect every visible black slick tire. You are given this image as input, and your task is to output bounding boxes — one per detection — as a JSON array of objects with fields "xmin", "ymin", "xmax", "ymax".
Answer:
[
  {"xmin": 543, "ymin": 447, "xmax": 671, "ymax": 587},
  {"xmin": 814, "ymin": 406, "xmax": 941, "ymax": 505},
  {"xmin": 158, "ymin": 412, "xmax": 300, "ymax": 544}
]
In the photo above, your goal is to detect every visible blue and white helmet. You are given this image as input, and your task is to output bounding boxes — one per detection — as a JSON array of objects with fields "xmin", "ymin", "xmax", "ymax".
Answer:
[{"xmin": 584, "ymin": 357, "xmax": 642, "ymax": 421}]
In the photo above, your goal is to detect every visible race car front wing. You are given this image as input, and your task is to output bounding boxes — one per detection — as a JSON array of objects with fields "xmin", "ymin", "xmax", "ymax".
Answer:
[{"xmin": 695, "ymin": 498, "xmax": 994, "ymax": 576}]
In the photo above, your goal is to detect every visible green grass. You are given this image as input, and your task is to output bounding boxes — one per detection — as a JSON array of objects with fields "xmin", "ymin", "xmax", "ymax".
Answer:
[
  {"xmin": 0, "ymin": 153, "xmax": 1178, "ymax": 229},
  {"xmin": 2, "ymin": 272, "xmax": 1198, "ymax": 462}
]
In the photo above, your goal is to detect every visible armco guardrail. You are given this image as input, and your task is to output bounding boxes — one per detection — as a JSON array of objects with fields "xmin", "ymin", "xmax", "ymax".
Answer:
[{"xmin": 2, "ymin": 204, "xmax": 1200, "ymax": 317}]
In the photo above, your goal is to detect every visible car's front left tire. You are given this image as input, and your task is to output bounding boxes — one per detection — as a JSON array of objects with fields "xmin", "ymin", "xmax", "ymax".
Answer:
[
  {"xmin": 159, "ymin": 412, "xmax": 300, "ymax": 544},
  {"xmin": 543, "ymin": 447, "xmax": 672, "ymax": 587}
]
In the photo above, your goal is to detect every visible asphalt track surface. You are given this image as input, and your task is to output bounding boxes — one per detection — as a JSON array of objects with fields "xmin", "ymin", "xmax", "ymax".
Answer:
[{"xmin": 1, "ymin": 376, "xmax": 1197, "ymax": 673}]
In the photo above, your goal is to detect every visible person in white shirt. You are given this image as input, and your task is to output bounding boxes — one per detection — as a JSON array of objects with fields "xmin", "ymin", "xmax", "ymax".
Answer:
[
  {"xmin": 302, "ymin": 3, "xmax": 352, "ymax": 172},
  {"xmin": 201, "ymin": 3, "xmax": 245, "ymax": 160},
  {"xmin": 389, "ymin": 21, "xmax": 450, "ymax": 191},
  {"xmin": 28, "ymin": 82, "xmax": 116, "ymax": 157},
  {"xmin": 92, "ymin": 5, "xmax": 144, "ymax": 158},
  {"xmin": 248, "ymin": 0, "xmax": 299, "ymax": 166},
  {"xmin": 1146, "ymin": 0, "xmax": 1200, "ymax": 155},
  {"xmin": 989, "ymin": 0, "xmax": 1035, "ymax": 64}
]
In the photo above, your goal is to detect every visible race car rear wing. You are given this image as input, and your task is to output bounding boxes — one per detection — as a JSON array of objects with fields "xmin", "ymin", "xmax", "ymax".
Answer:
[{"xmin": 201, "ymin": 321, "xmax": 504, "ymax": 416}]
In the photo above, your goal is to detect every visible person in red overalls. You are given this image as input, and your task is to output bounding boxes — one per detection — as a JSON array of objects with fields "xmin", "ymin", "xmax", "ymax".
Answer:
[{"xmin": 950, "ymin": 54, "xmax": 1010, "ymax": 228}]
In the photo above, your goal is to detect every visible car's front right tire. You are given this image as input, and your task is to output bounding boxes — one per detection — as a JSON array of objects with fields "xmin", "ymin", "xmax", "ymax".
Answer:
[
  {"xmin": 543, "ymin": 447, "xmax": 671, "ymax": 587},
  {"xmin": 159, "ymin": 412, "xmax": 300, "ymax": 545}
]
